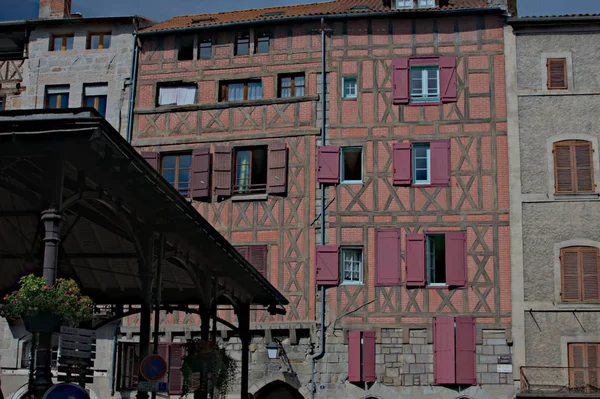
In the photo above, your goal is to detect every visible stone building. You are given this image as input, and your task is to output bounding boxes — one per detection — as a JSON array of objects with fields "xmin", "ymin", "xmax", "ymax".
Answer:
[
  {"xmin": 506, "ymin": 15, "xmax": 600, "ymax": 398},
  {"xmin": 0, "ymin": 21, "xmax": 28, "ymax": 112},
  {"xmin": 115, "ymin": 0, "xmax": 515, "ymax": 398}
]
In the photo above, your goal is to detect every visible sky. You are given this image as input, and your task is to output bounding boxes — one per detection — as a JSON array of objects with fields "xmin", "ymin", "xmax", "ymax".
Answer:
[{"xmin": 1, "ymin": 0, "xmax": 600, "ymax": 22}]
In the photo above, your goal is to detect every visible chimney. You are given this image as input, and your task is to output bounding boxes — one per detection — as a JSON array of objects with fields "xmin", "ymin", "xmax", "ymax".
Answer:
[{"xmin": 38, "ymin": 0, "xmax": 72, "ymax": 19}]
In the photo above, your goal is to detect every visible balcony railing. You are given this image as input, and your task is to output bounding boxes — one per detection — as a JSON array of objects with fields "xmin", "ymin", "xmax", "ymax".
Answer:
[{"xmin": 521, "ymin": 366, "xmax": 600, "ymax": 395}]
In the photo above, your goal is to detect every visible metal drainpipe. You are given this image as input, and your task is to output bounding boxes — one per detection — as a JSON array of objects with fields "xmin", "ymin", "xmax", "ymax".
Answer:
[
  {"xmin": 126, "ymin": 31, "xmax": 139, "ymax": 143},
  {"xmin": 109, "ymin": 320, "xmax": 121, "ymax": 396},
  {"xmin": 311, "ymin": 17, "xmax": 327, "ymax": 399}
]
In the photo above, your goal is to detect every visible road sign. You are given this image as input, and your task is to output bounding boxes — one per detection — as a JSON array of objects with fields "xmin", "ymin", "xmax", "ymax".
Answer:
[
  {"xmin": 138, "ymin": 381, "xmax": 168, "ymax": 392},
  {"xmin": 43, "ymin": 383, "xmax": 90, "ymax": 399},
  {"xmin": 140, "ymin": 355, "xmax": 167, "ymax": 381}
]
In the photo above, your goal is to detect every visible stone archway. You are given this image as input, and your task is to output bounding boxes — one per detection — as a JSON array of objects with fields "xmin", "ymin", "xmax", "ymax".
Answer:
[{"xmin": 254, "ymin": 381, "xmax": 304, "ymax": 399}]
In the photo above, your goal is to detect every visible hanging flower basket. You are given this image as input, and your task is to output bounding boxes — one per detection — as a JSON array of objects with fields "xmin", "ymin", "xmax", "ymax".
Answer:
[
  {"xmin": 23, "ymin": 312, "xmax": 62, "ymax": 333},
  {"xmin": 181, "ymin": 339, "xmax": 237, "ymax": 397}
]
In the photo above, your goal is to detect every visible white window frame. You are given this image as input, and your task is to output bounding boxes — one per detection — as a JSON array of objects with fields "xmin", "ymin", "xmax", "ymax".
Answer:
[
  {"xmin": 417, "ymin": 0, "xmax": 436, "ymax": 8},
  {"xmin": 342, "ymin": 77, "xmax": 357, "ymax": 99},
  {"xmin": 426, "ymin": 234, "xmax": 447, "ymax": 286},
  {"xmin": 157, "ymin": 84, "xmax": 197, "ymax": 106},
  {"xmin": 341, "ymin": 248, "xmax": 363, "ymax": 284},
  {"xmin": 340, "ymin": 146, "xmax": 363, "ymax": 184},
  {"xmin": 412, "ymin": 143, "xmax": 430, "ymax": 185},
  {"xmin": 410, "ymin": 66, "xmax": 440, "ymax": 103},
  {"xmin": 396, "ymin": 0, "xmax": 414, "ymax": 9}
]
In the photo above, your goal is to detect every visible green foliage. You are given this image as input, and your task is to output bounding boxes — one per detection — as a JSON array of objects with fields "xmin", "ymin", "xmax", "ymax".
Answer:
[{"xmin": 0, "ymin": 274, "xmax": 94, "ymax": 326}]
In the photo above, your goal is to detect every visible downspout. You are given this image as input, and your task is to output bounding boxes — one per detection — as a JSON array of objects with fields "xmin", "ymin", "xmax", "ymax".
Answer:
[
  {"xmin": 109, "ymin": 320, "xmax": 121, "ymax": 396},
  {"xmin": 126, "ymin": 30, "xmax": 140, "ymax": 143},
  {"xmin": 311, "ymin": 17, "xmax": 327, "ymax": 399}
]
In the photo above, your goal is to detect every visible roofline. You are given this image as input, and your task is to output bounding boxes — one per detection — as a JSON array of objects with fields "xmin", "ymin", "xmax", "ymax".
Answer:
[
  {"xmin": 139, "ymin": 6, "xmax": 506, "ymax": 36},
  {"xmin": 509, "ymin": 15, "xmax": 600, "ymax": 25},
  {"xmin": 0, "ymin": 15, "xmax": 155, "ymax": 29}
]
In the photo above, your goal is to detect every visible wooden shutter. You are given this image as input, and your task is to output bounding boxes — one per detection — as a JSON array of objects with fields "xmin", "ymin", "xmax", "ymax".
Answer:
[
  {"xmin": 405, "ymin": 234, "xmax": 426, "ymax": 287},
  {"xmin": 190, "ymin": 147, "xmax": 210, "ymax": 199},
  {"xmin": 213, "ymin": 146, "xmax": 232, "ymax": 197},
  {"xmin": 168, "ymin": 343, "xmax": 184, "ymax": 394},
  {"xmin": 445, "ymin": 231, "xmax": 467, "ymax": 287},
  {"xmin": 392, "ymin": 58, "xmax": 410, "ymax": 104},
  {"xmin": 439, "ymin": 56, "xmax": 458, "ymax": 102},
  {"xmin": 157, "ymin": 344, "xmax": 169, "ymax": 383},
  {"xmin": 581, "ymin": 248, "xmax": 600, "ymax": 301},
  {"xmin": 433, "ymin": 317, "xmax": 456, "ymax": 385},
  {"xmin": 142, "ymin": 152, "xmax": 159, "ymax": 171},
  {"xmin": 362, "ymin": 331, "xmax": 376, "ymax": 382},
  {"xmin": 235, "ymin": 245, "xmax": 249, "ymax": 261},
  {"xmin": 588, "ymin": 344, "xmax": 599, "ymax": 392},
  {"xmin": 317, "ymin": 146, "xmax": 341, "ymax": 184},
  {"xmin": 249, "ymin": 245, "xmax": 268, "ymax": 276},
  {"xmin": 574, "ymin": 141, "xmax": 594, "ymax": 193},
  {"xmin": 547, "ymin": 58, "xmax": 567, "ymax": 89},
  {"xmin": 392, "ymin": 142, "xmax": 412, "ymax": 186},
  {"xmin": 455, "ymin": 316, "xmax": 476, "ymax": 385},
  {"xmin": 375, "ymin": 229, "xmax": 401, "ymax": 286},
  {"xmin": 554, "ymin": 141, "xmax": 594, "ymax": 194},
  {"xmin": 561, "ymin": 247, "xmax": 582, "ymax": 301},
  {"xmin": 348, "ymin": 331, "xmax": 361, "ymax": 382},
  {"xmin": 430, "ymin": 140, "xmax": 451, "ymax": 186},
  {"xmin": 554, "ymin": 142, "xmax": 575, "ymax": 193},
  {"xmin": 315, "ymin": 245, "xmax": 339, "ymax": 286},
  {"xmin": 569, "ymin": 343, "xmax": 586, "ymax": 389},
  {"xmin": 267, "ymin": 143, "xmax": 288, "ymax": 195}
]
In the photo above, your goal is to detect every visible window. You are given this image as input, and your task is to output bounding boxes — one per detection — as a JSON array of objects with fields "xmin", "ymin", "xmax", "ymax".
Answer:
[
  {"xmin": 341, "ymin": 147, "xmax": 362, "ymax": 184},
  {"xmin": 0, "ymin": 95, "xmax": 5, "ymax": 111},
  {"xmin": 342, "ymin": 77, "xmax": 357, "ymax": 99},
  {"xmin": 569, "ymin": 343, "xmax": 600, "ymax": 393},
  {"xmin": 84, "ymin": 84, "xmax": 108, "ymax": 117},
  {"xmin": 279, "ymin": 74, "xmax": 305, "ymax": 98},
  {"xmin": 255, "ymin": 30, "xmax": 270, "ymax": 53},
  {"xmin": 411, "ymin": 66, "xmax": 440, "ymax": 103},
  {"xmin": 427, "ymin": 234, "xmax": 446, "ymax": 285},
  {"xmin": 413, "ymin": 143, "xmax": 430, "ymax": 185},
  {"xmin": 418, "ymin": 0, "xmax": 436, "ymax": 7},
  {"xmin": 406, "ymin": 232, "xmax": 466, "ymax": 287},
  {"xmin": 554, "ymin": 140, "xmax": 594, "ymax": 194},
  {"xmin": 561, "ymin": 247, "xmax": 600, "ymax": 302},
  {"xmin": 235, "ymin": 32, "xmax": 250, "ymax": 55},
  {"xmin": 161, "ymin": 153, "xmax": 192, "ymax": 196},
  {"xmin": 177, "ymin": 36, "xmax": 194, "ymax": 61},
  {"xmin": 341, "ymin": 248, "xmax": 363, "ymax": 284},
  {"xmin": 220, "ymin": 80, "xmax": 262, "ymax": 102},
  {"xmin": 433, "ymin": 316, "xmax": 476, "ymax": 385},
  {"xmin": 547, "ymin": 58, "xmax": 567, "ymax": 89},
  {"xmin": 45, "ymin": 85, "xmax": 69, "ymax": 109},
  {"xmin": 157, "ymin": 84, "xmax": 197, "ymax": 106},
  {"xmin": 396, "ymin": 0, "xmax": 414, "ymax": 8},
  {"xmin": 198, "ymin": 36, "xmax": 212, "ymax": 59},
  {"xmin": 87, "ymin": 32, "xmax": 111, "ymax": 49},
  {"xmin": 233, "ymin": 146, "xmax": 268, "ymax": 194},
  {"xmin": 50, "ymin": 34, "xmax": 74, "ymax": 51},
  {"xmin": 234, "ymin": 245, "xmax": 268, "ymax": 276}
]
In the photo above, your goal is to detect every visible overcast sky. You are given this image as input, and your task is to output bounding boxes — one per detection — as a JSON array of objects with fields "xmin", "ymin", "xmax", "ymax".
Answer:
[{"xmin": 1, "ymin": 0, "xmax": 600, "ymax": 22}]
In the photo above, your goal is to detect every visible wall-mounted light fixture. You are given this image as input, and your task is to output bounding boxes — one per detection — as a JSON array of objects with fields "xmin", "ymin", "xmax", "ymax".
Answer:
[{"xmin": 265, "ymin": 338, "xmax": 296, "ymax": 376}]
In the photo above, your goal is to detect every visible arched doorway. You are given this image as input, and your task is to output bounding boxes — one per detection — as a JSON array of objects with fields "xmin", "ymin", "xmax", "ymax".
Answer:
[{"xmin": 254, "ymin": 381, "xmax": 304, "ymax": 399}]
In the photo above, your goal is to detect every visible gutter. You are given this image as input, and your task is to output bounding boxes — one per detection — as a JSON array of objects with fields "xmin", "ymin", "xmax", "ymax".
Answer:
[
  {"xmin": 510, "ymin": 15, "xmax": 600, "ymax": 24},
  {"xmin": 126, "ymin": 30, "xmax": 139, "ymax": 143}
]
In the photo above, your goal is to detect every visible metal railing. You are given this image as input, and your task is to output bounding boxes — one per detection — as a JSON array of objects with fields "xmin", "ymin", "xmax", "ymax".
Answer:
[
  {"xmin": 233, "ymin": 183, "xmax": 267, "ymax": 195},
  {"xmin": 521, "ymin": 366, "xmax": 600, "ymax": 394}
]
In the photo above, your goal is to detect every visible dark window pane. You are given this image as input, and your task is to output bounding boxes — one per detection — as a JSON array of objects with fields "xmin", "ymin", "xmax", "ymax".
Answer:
[
  {"xmin": 0, "ymin": 96, "xmax": 4, "ymax": 111},
  {"xmin": 52, "ymin": 37, "xmax": 62, "ymax": 51},
  {"xmin": 162, "ymin": 156, "xmax": 176, "ymax": 169},
  {"xmin": 60, "ymin": 94, "xmax": 69, "ymax": 108},
  {"xmin": 295, "ymin": 76, "xmax": 304, "ymax": 86},
  {"xmin": 415, "ymin": 169, "xmax": 428, "ymax": 181},
  {"xmin": 97, "ymin": 96, "xmax": 107, "ymax": 117},
  {"xmin": 178, "ymin": 169, "xmax": 189, "ymax": 184},
  {"xmin": 102, "ymin": 35, "xmax": 111, "ymax": 49},
  {"xmin": 162, "ymin": 169, "xmax": 175, "ymax": 184},
  {"xmin": 199, "ymin": 40, "xmax": 211, "ymax": 59},
  {"xmin": 85, "ymin": 96, "xmax": 95, "ymax": 108},
  {"xmin": 179, "ymin": 154, "xmax": 192, "ymax": 169},
  {"xmin": 178, "ymin": 36, "xmax": 194, "ymax": 61},
  {"xmin": 256, "ymin": 34, "xmax": 269, "ymax": 53},
  {"xmin": 65, "ymin": 36, "xmax": 73, "ymax": 50},
  {"xmin": 414, "ymin": 146, "xmax": 428, "ymax": 157},
  {"xmin": 90, "ymin": 35, "xmax": 100, "ymax": 49},
  {"xmin": 415, "ymin": 158, "xmax": 427, "ymax": 169},
  {"xmin": 295, "ymin": 86, "xmax": 305, "ymax": 96},
  {"xmin": 48, "ymin": 95, "xmax": 58, "ymax": 109},
  {"xmin": 343, "ymin": 148, "xmax": 362, "ymax": 182}
]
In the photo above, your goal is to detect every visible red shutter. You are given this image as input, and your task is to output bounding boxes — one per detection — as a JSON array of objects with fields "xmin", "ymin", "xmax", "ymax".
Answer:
[
  {"xmin": 317, "ymin": 146, "xmax": 341, "ymax": 184},
  {"xmin": 405, "ymin": 234, "xmax": 426, "ymax": 287},
  {"xmin": 392, "ymin": 142, "xmax": 412, "ymax": 186},
  {"xmin": 445, "ymin": 231, "xmax": 467, "ymax": 287},
  {"xmin": 430, "ymin": 140, "xmax": 451, "ymax": 186},
  {"xmin": 348, "ymin": 331, "xmax": 361, "ymax": 382},
  {"xmin": 190, "ymin": 147, "xmax": 210, "ymax": 199},
  {"xmin": 375, "ymin": 229, "xmax": 401, "ymax": 286},
  {"xmin": 439, "ymin": 56, "xmax": 457, "ymax": 102},
  {"xmin": 158, "ymin": 343, "xmax": 169, "ymax": 383},
  {"xmin": 455, "ymin": 316, "xmax": 476, "ymax": 385},
  {"xmin": 249, "ymin": 245, "xmax": 268, "ymax": 276},
  {"xmin": 433, "ymin": 317, "xmax": 456, "ymax": 385},
  {"xmin": 315, "ymin": 245, "xmax": 339, "ymax": 286},
  {"xmin": 235, "ymin": 245, "xmax": 249, "ymax": 261},
  {"xmin": 142, "ymin": 152, "xmax": 159, "ymax": 171},
  {"xmin": 362, "ymin": 331, "xmax": 376, "ymax": 382},
  {"xmin": 267, "ymin": 143, "xmax": 288, "ymax": 195},
  {"xmin": 392, "ymin": 58, "xmax": 410, "ymax": 104},
  {"xmin": 213, "ymin": 146, "xmax": 232, "ymax": 197},
  {"xmin": 168, "ymin": 343, "xmax": 184, "ymax": 394}
]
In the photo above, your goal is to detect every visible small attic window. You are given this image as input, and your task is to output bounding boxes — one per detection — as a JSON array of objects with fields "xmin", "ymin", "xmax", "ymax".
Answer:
[
  {"xmin": 395, "ymin": 0, "xmax": 438, "ymax": 9},
  {"xmin": 260, "ymin": 11, "xmax": 286, "ymax": 17},
  {"xmin": 349, "ymin": 5, "xmax": 370, "ymax": 10},
  {"xmin": 192, "ymin": 17, "xmax": 216, "ymax": 23}
]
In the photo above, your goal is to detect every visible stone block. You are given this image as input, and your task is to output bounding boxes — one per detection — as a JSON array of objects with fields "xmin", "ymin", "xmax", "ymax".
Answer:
[
  {"xmin": 482, "ymin": 346, "xmax": 494, "ymax": 355},
  {"xmin": 376, "ymin": 354, "xmax": 384, "ymax": 364},
  {"xmin": 479, "ymin": 355, "xmax": 497, "ymax": 364},
  {"xmin": 402, "ymin": 354, "xmax": 416, "ymax": 363},
  {"xmin": 480, "ymin": 373, "xmax": 500, "ymax": 384},
  {"xmin": 382, "ymin": 376, "xmax": 394, "ymax": 384},
  {"xmin": 476, "ymin": 345, "xmax": 483, "ymax": 354},
  {"xmin": 421, "ymin": 345, "xmax": 432, "ymax": 354},
  {"xmin": 381, "ymin": 337, "xmax": 392, "ymax": 344},
  {"xmin": 416, "ymin": 354, "xmax": 433, "ymax": 364},
  {"xmin": 494, "ymin": 346, "xmax": 510, "ymax": 355},
  {"xmin": 409, "ymin": 364, "xmax": 425, "ymax": 374},
  {"xmin": 390, "ymin": 347, "xmax": 403, "ymax": 354},
  {"xmin": 488, "ymin": 364, "xmax": 497, "ymax": 373},
  {"xmin": 325, "ymin": 353, "xmax": 339, "ymax": 363},
  {"xmin": 425, "ymin": 364, "xmax": 433, "ymax": 373},
  {"xmin": 477, "ymin": 364, "xmax": 488, "ymax": 373},
  {"xmin": 485, "ymin": 338, "xmax": 507, "ymax": 346},
  {"xmin": 386, "ymin": 367, "xmax": 399, "ymax": 378},
  {"xmin": 384, "ymin": 354, "xmax": 397, "ymax": 363},
  {"xmin": 404, "ymin": 374, "xmax": 413, "ymax": 386}
]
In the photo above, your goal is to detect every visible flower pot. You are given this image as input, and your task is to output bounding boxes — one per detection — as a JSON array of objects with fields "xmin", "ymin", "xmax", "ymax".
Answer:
[{"xmin": 23, "ymin": 313, "xmax": 61, "ymax": 333}]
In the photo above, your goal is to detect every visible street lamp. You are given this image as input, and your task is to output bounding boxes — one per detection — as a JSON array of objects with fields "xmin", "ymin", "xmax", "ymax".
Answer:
[
  {"xmin": 266, "ymin": 342, "xmax": 280, "ymax": 360},
  {"xmin": 265, "ymin": 339, "xmax": 296, "ymax": 376}
]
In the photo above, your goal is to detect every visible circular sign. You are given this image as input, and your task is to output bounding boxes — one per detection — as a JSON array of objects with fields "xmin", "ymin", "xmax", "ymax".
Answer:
[
  {"xmin": 140, "ymin": 354, "xmax": 168, "ymax": 381},
  {"xmin": 43, "ymin": 383, "xmax": 90, "ymax": 399}
]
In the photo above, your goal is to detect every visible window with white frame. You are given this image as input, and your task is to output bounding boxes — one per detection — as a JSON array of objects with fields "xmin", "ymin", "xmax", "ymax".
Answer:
[
  {"xmin": 410, "ymin": 66, "xmax": 440, "ymax": 103},
  {"xmin": 342, "ymin": 248, "xmax": 363, "ymax": 284},
  {"xmin": 413, "ymin": 143, "xmax": 430, "ymax": 185},
  {"xmin": 157, "ymin": 83, "xmax": 197, "ymax": 106},
  {"xmin": 341, "ymin": 147, "xmax": 363, "ymax": 183},
  {"xmin": 342, "ymin": 77, "xmax": 357, "ymax": 99},
  {"xmin": 396, "ymin": 0, "xmax": 414, "ymax": 8},
  {"xmin": 418, "ymin": 0, "xmax": 436, "ymax": 8}
]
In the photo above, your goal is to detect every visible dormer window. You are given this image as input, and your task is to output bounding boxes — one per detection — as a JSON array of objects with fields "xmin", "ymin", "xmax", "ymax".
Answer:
[
  {"xmin": 418, "ymin": 0, "xmax": 436, "ymax": 8},
  {"xmin": 396, "ymin": 0, "xmax": 413, "ymax": 8},
  {"xmin": 395, "ymin": 0, "xmax": 437, "ymax": 9}
]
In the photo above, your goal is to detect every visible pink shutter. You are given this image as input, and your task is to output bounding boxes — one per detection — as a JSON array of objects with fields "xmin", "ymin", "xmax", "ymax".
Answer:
[
  {"xmin": 249, "ymin": 245, "xmax": 268, "ymax": 276},
  {"xmin": 267, "ymin": 143, "xmax": 288, "ymax": 195},
  {"xmin": 315, "ymin": 245, "xmax": 339, "ymax": 286},
  {"xmin": 405, "ymin": 234, "xmax": 426, "ymax": 287},
  {"xmin": 190, "ymin": 147, "xmax": 210, "ymax": 199},
  {"xmin": 235, "ymin": 245, "xmax": 249, "ymax": 261},
  {"xmin": 158, "ymin": 343, "xmax": 169, "ymax": 383},
  {"xmin": 168, "ymin": 343, "xmax": 184, "ymax": 394},
  {"xmin": 348, "ymin": 331, "xmax": 361, "ymax": 382},
  {"xmin": 430, "ymin": 140, "xmax": 451, "ymax": 186},
  {"xmin": 362, "ymin": 331, "xmax": 376, "ymax": 382},
  {"xmin": 317, "ymin": 146, "xmax": 341, "ymax": 184},
  {"xmin": 392, "ymin": 142, "xmax": 412, "ymax": 186},
  {"xmin": 433, "ymin": 316, "xmax": 456, "ymax": 385},
  {"xmin": 392, "ymin": 58, "xmax": 410, "ymax": 104},
  {"xmin": 213, "ymin": 146, "xmax": 232, "ymax": 197},
  {"xmin": 455, "ymin": 316, "xmax": 476, "ymax": 385},
  {"xmin": 439, "ymin": 56, "xmax": 457, "ymax": 102},
  {"xmin": 142, "ymin": 152, "xmax": 159, "ymax": 171},
  {"xmin": 375, "ymin": 229, "xmax": 401, "ymax": 286},
  {"xmin": 445, "ymin": 231, "xmax": 467, "ymax": 287}
]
